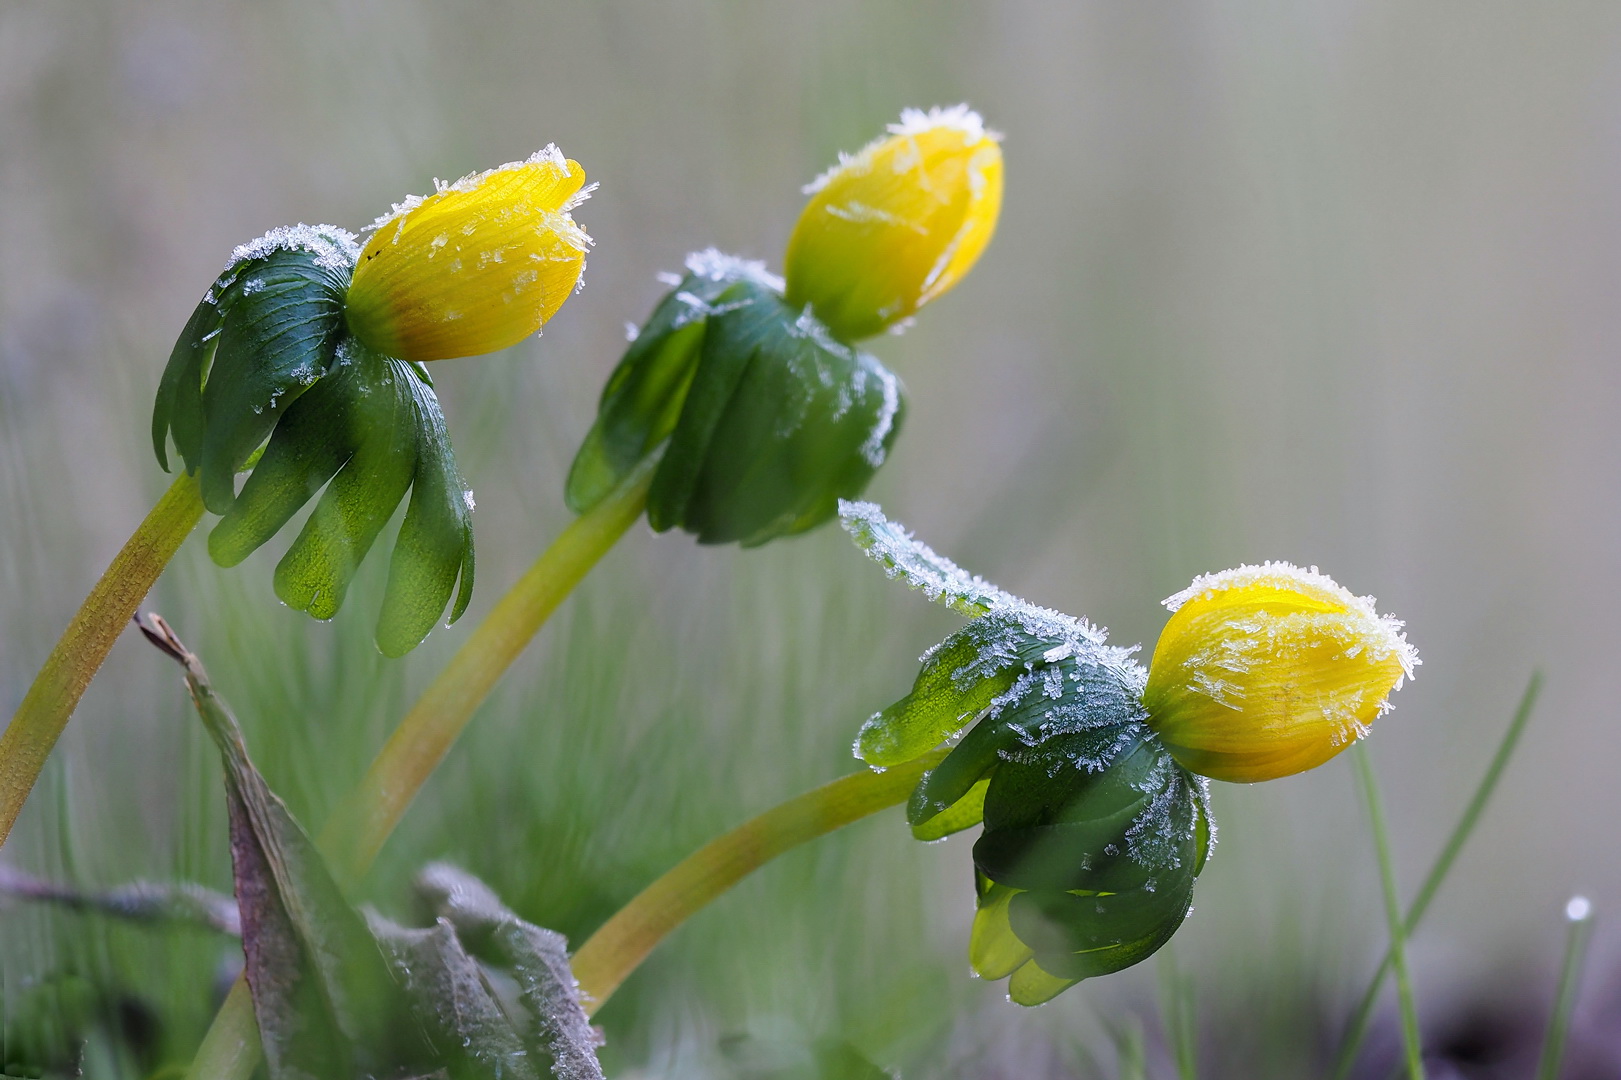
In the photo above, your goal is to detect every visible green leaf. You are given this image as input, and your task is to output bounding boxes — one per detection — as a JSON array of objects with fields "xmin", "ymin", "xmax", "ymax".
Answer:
[
  {"xmin": 273, "ymin": 347, "xmax": 421, "ymax": 622},
  {"xmin": 152, "ymin": 284, "xmax": 227, "ymax": 472},
  {"xmin": 376, "ymin": 374, "xmax": 476, "ymax": 657},
  {"xmin": 570, "ymin": 253, "xmax": 906, "ymax": 547},
  {"xmin": 195, "ymin": 247, "xmax": 351, "ymax": 513},
  {"xmin": 1006, "ymin": 874, "xmax": 1195, "ymax": 982},
  {"xmin": 681, "ymin": 322, "xmax": 904, "ymax": 547},
  {"xmin": 565, "ymin": 296, "xmax": 709, "ymax": 516},
  {"xmin": 973, "ymin": 726, "xmax": 1171, "ymax": 893},
  {"xmin": 838, "ymin": 500, "xmax": 1017, "ymax": 616},
  {"xmin": 647, "ymin": 278, "xmax": 778, "ymax": 532},
  {"xmin": 856, "ymin": 614, "xmax": 1048, "ymax": 768},
  {"xmin": 208, "ymin": 356, "xmax": 359, "ymax": 567}
]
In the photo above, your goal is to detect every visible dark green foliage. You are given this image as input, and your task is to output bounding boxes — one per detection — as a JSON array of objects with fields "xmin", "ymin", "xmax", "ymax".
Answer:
[
  {"xmin": 151, "ymin": 226, "xmax": 474, "ymax": 655},
  {"xmin": 567, "ymin": 253, "xmax": 905, "ymax": 547}
]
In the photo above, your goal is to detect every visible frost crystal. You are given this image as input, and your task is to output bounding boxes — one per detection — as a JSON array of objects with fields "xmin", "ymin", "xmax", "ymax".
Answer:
[
  {"xmin": 365, "ymin": 145, "xmax": 595, "ymax": 239},
  {"xmin": 683, "ymin": 247, "xmax": 785, "ymax": 294},
  {"xmin": 225, "ymin": 223, "xmax": 359, "ymax": 274},
  {"xmin": 856, "ymin": 364, "xmax": 900, "ymax": 467},
  {"xmin": 838, "ymin": 500, "xmax": 1015, "ymax": 616},
  {"xmin": 803, "ymin": 104, "xmax": 1003, "ymax": 194},
  {"xmin": 1163, "ymin": 560, "xmax": 1420, "ymax": 689}
]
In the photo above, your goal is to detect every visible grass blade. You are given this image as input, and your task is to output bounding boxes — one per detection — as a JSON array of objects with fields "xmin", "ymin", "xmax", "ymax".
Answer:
[
  {"xmin": 1535, "ymin": 896, "xmax": 1594, "ymax": 1080},
  {"xmin": 1158, "ymin": 949, "xmax": 1198, "ymax": 1080},
  {"xmin": 1352, "ymin": 744, "xmax": 1425, "ymax": 1080},
  {"xmin": 1332, "ymin": 672, "xmax": 1542, "ymax": 1078}
]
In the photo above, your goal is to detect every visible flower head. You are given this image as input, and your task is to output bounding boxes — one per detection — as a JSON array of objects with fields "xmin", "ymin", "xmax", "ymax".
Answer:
[
  {"xmin": 1142, "ymin": 562, "xmax": 1419, "ymax": 783},
  {"xmin": 345, "ymin": 147, "xmax": 593, "ymax": 362},
  {"xmin": 783, "ymin": 106, "xmax": 1003, "ymax": 341}
]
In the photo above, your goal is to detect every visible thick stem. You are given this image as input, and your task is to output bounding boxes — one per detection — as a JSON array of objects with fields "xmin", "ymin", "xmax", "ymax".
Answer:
[
  {"xmin": 317, "ymin": 455, "xmax": 657, "ymax": 882},
  {"xmin": 571, "ymin": 749, "xmax": 946, "ymax": 1015},
  {"xmin": 0, "ymin": 471, "xmax": 204, "ymax": 851},
  {"xmin": 187, "ymin": 458, "xmax": 656, "ymax": 1080}
]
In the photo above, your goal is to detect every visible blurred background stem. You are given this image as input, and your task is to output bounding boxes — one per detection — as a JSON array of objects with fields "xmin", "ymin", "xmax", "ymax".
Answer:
[
  {"xmin": 570, "ymin": 748, "xmax": 947, "ymax": 1014},
  {"xmin": 0, "ymin": 471, "xmax": 203, "ymax": 851},
  {"xmin": 1352, "ymin": 745, "xmax": 1426, "ymax": 1080}
]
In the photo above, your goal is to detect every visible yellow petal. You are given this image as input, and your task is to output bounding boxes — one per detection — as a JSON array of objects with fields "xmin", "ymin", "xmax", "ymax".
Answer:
[
  {"xmin": 345, "ymin": 147, "xmax": 593, "ymax": 362},
  {"xmin": 1142, "ymin": 563, "xmax": 1419, "ymax": 783},
  {"xmin": 784, "ymin": 105, "xmax": 1003, "ymax": 341}
]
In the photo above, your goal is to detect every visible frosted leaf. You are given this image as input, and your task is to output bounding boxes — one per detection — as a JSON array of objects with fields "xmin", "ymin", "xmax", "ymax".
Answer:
[
  {"xmin": 415, "ymin": 863, "xmax": 604, "ymax": 1080},
  {"xmin": 855, "ymin": 364, "xmax": 901, "ymax": 467},
  {"xmin": 838, "ymin": 500, "xmax": 1016, "ymax": 616},
  {"xmin": 225, "ymin": 223, "xmax": 359, "ymax": 275},
  {"xmin": 683, "ymin": 247, "xmax": 785, "ymax": 293}
]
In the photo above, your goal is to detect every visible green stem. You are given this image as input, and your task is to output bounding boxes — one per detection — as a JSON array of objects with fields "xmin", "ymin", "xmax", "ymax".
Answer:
[
  {"xmin": 1330, "ymin": 673, "xmax": 1541, "ymax": 1079},
  {"xmin": 1351, "ymin": 745, "xmax": 1425, "ymax": 1080},
  {"xmin": 185, "ymin": 457, "xmax": 656, "ymax": 1080},
  {"xmin": 0, "ymin": 471, "xmax": 204, "ymax": 851},
  {"xmin": 1535, "ymin": 897, "xmax": 1594, "ymax": 1080},
  {"xmin": 570, "ymin": 749, "xmax": 946, "ymax": 1015}
]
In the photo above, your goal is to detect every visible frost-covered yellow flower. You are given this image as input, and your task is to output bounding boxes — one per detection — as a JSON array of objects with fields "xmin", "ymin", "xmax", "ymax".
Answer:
[
  {"xmin": 345, "ymin": 146, "xmax": 593, "ymax": 362},
  {"xmin": 783, "ymin": 105, "xmax": 1003, "ymax": 341},
  {"xmin": 1142, "ymin": 563, "xmax": 1419, "ymax": 783}
]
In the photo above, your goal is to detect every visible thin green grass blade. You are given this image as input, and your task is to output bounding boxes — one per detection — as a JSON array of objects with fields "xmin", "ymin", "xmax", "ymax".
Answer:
[
  {"xmin": 1351, "ymin": 745, "xmax": 1425, "ymax": 1080},
  {"xmin": 1534, "ymin": 896, "xmax": 1594, "ymax": 1080},
  {"xmin": 1331, "ymin": 672, "xmax": 1542, "ymax": 1079},
  {"xmin": 1158, "ymin": 949, "xmax": 1198, "ymax": 1080}
]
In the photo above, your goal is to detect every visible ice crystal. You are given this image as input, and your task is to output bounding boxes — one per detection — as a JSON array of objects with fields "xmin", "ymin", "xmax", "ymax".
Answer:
[
  {"xmin": 803, "ymin": 104, "xmax": 1002, "ymax": 195},
  {"xmin": 683, "ymin": 246, "xmax": 785, "ymax": 293},
  {"xmin": 224, "ymin": 223, "xmax": 359, "ymax": 275}
]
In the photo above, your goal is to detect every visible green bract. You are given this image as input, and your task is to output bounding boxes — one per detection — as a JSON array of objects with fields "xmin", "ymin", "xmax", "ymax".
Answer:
[
  {"xmin": 151, "ymin": 225, "xmax": 475, "ymax": 657},
  {"xmin": 567, "ymin": 250, "xmax": 905, "ymax": 547},
  {"xmin": 841, "ymin": 501, "xmax": 1213, "ymax": 1005}
]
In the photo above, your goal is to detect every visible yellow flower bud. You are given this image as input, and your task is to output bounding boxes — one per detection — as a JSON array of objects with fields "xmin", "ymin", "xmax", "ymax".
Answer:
[
  {"xmin": 1142, "ymin": 562, "xmax": 1419, "ymax": 783},
  {"xmin": 783, "ymin": 105, "xmax": 1003, "ymax": 341},
  {"xmin": 345, "ymin": 147, "xmax": 593, "ymax": 362}
]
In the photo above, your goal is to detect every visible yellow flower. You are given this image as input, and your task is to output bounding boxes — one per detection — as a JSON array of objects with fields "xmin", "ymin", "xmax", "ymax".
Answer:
[
  {"xmin": 783, "ymin": 105, "xmax": 1003, "ymax": 341},
  {"xmin": 345, "ymin": 147, "xmax": 593, "ymax": 362},
  {"xmin": 1142, "ymin": 562, "xmax": 1418, "ymax": 783}
]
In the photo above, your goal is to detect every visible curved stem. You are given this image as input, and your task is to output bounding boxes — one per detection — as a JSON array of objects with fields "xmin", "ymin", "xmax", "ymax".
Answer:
[
  {"xmin": 571, "ymin": 749, "xmax": 946, "ymax": 1015},
  {"xmin": 0, "ymin": 471, "xmax": 204, "ymax": 851},
  {"xmin": 187, "ymin": 458, "xmax": 656, "ymax": 1080}
]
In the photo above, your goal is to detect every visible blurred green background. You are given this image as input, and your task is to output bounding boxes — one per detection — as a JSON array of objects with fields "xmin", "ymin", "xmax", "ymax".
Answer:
[{"xmin": 3, "ymin": 1, "xmax": 1619, "ymax": 1076}]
